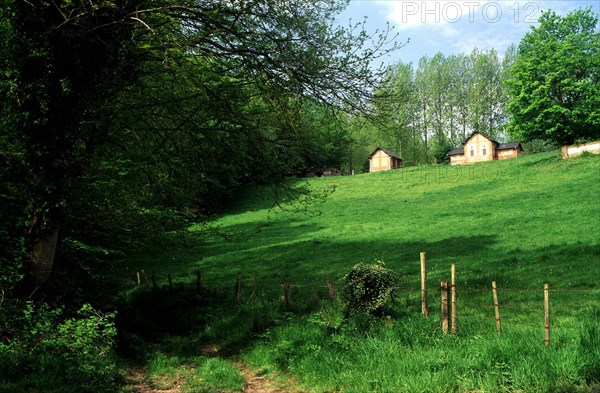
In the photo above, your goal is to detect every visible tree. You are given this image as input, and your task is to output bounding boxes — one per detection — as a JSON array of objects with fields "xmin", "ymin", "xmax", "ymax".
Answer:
[
  {"xmin": 366, "ymin": 48, "xmax": 512, "ymax": 166},
  {"xmin": 1, "ymin": 0, "xmax": 399, "ymax": 293},
  {"xmin": 449, "ymin": 54, "xmax": 472, "ymax": 142},
  {"xmin": 506, "ymin": 8, "xmax": 600, "ymax": 145},
  {"xmin": 415, "ymin": 56, "xmax": 433, "ymax": 163},
  {"xmin": 469, "ymin": 49, "xmax": 506, "ymax": 140},
  {"xmin": 366, "ymin": 62, "xmax": 420, "ymax": 165}
]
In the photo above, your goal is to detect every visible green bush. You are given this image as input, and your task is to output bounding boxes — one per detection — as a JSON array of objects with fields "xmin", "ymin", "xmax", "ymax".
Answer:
[
  {"xmin": 0, "ymin": 302, "xmax": 118, "ymax": 393},
  {"xmin": 342, "ymin": 261, "xmax": 398, "ymax": 317}
]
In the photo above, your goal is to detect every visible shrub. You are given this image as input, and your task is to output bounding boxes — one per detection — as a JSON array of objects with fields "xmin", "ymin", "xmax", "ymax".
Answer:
[
  {"xmin": 342, "ymin": 261, "xmax": 398, "ymax": 317},
  {"xmin": 0, "ymin": 302, "xmax": 118, "ymax": 393}
]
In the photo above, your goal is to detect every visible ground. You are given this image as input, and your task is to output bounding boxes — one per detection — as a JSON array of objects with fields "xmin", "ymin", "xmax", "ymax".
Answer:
[{"xmin": 122, "ymin": 354, "xmax": 299, "ymax": 392}]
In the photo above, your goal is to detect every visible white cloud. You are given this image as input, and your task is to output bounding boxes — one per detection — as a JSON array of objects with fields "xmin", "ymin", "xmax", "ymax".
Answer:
[
  {"xmin": 378, "ymin": 1, "xmax": 544, "ymax": 59},
  {"xmin": 340, "ymin": 0, "xmax": 599, "ymax": 65},
  {"xmin": 381, "ymin": 0, "xmax": 598, "ymax": 31}
]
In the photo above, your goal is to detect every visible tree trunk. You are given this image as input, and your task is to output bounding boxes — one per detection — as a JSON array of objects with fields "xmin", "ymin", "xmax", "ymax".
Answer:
[{"xmin": 26, "ymin": 224, "xmax": 61, "ymax": 293}]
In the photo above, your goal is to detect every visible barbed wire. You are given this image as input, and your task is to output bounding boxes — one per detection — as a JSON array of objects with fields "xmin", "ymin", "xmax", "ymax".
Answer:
[
  {"xmin": 456, "ymin": 316, "xmax": 498, "ymax": 322},
  {"xmin": 459, "ymin": 301, "xmax": 495, "ymax": 308},
  {"xmin": 553, "ymin": 325, "xmax": 585, "ymax": 329}
]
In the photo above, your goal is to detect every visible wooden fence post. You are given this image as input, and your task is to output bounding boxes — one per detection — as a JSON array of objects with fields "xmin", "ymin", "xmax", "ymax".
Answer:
[
  {"xmin": 327, "ymin": 278, "xmax": 335, "ymax": 302},
  {"xmin": 251, "ymin": 271, "xmax": 257, "ymax": 299},
  {"xmin": 451, "ymin": 264, "xmax": 457, "ymax": 335},
  {"xmin": 151, "ymin": 272, "xmax": 158, "ymax": 290},
  {"xmin": 492, "ymin": 281, "xmax": 501, "ymax": 336},
  {"xmin": 283, "ymin": 281, "xmax": 292, "ymax": 309},
  {"xmin": 441, "ymin": 281, "xmax": 449, "ymax": 334},
  {"xmin": 544, "ymin": 283, "xmax": 550, "ymax": 346},
  {"xmin": 136, "ymin": 271, "xmax": 141, "ymax": 286},
  {"xmin": 142, "ymin": 270, "xmax": 150, "ymax": 286},
  {"xmin": 420, "ymin": 252, "xmax": 429, "ymax": 317},
  {"xmin": 235, "ymin": 274, "xmax": 243, "ymax": 299},
  {"xmin": 196, "ymin": 271, "xmax": 203, "ymax": 291}
]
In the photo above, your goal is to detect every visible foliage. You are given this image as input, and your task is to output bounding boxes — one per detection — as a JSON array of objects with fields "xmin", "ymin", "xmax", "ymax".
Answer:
[
  {"xmin": 506, "ymin": 8, "xmax": 600, "ymax": 145},
  {"xmin": 0, "ymin": 0, "xmax": 399, "ymax": 295},
  {"xmin": 365, "ymin": 48, "xmax": 511, "ymax": 167},
  {"xmin": 0, "ymin": 1, "xmax": 400, "ymax": 386},
  {"xmin": 0, "ymin": 0, "xmax": 28, "ymax": 295},
  {"xmin": 0, "ymin": 303, "xmax": 117, "ymax": 393},
  {"xmin": 432, "ymin": 139, "xmax": 454, "ymax": 164},
  {"xmin": 342, "ymin": 261, "xmax": 398, "ymax": 316}
]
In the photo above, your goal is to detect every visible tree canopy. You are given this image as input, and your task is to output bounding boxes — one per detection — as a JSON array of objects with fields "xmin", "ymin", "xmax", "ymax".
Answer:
[
  {"xmin": 505, "ymin": 8, "xmax": 600, "ymax": 145},
  {"xmin": 355, "ymin": 49, "xmax": 511, "ymax": 166},
  {"xmin": 0, "ymin": 0, "xmax": 399, "ymax": 293}
]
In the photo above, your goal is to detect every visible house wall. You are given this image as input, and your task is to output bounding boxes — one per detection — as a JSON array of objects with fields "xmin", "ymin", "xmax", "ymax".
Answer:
[
  {"xmin": 497, "ymin": 148, "xmax": 520, "ymax": 160},
  {"xmin": 562, "ymin": 141, "xmax": 600, "ymax": 158},
  {"xmin": 449, "ymin": 154, "xmax": 466, "ymax": 166},
  {"xmin": 369, "ymin": 150, "xmax": 402, "ymax": 172},
  {"xmin": 370, "ymin": 150, "xmax": 391, "ymax": 172},
  {"xmin": 464, "ymin": 133, "xmax": 495, "ymax": 164}
]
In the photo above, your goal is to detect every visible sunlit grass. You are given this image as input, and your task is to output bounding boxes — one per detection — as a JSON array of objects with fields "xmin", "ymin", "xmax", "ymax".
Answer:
[
  {"xmin": 144, "ymin": 350, "xmax": 244, "ymax": 393},
  {"xmin": 123, "ymin": 150, "xmax": 600, "ymax": 392},
  {"xmin": 131, "ymin": 151, "xmax": 599, "ymax": 294}
]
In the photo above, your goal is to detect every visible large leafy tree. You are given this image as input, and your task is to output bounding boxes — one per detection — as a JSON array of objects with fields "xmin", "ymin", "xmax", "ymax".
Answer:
[
  {"xmin": 1, "ymin": 0, "xmax": 398, "ymax": 293},
  {"xmin": 506, "ymin": 8, "xmax": 600, "ymax": 145}
]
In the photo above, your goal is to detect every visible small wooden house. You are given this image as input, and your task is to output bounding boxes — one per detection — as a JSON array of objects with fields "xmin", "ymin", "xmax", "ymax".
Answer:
[
  {"xmin": 368, "ymin": 146, "xmax": 403, "ymax": 172},
  {"xmin": 305, "ymin": 167, "xmax": 343, "ymax": 177},
  {"xmin": 447, "ymin": 132, "xmax": 522, "ymax": 166}
]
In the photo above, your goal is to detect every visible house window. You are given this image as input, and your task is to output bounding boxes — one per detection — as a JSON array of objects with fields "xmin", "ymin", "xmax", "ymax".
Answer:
[
  {"xmin": 470, "ymin": 147, "xmax": 475, "ymax": 157},
  {"xmin": 482, "ymin": 147, "xmax": 487, "ymax": 156}
]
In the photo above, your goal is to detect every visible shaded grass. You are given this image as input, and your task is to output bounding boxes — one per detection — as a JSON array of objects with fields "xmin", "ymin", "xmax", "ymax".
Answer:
[
  {"xmin": 120, "ymin": 151, "xmax": 600, "ymax": 392},
  {"xmin": 127, "ymin": 151, "xmax": 599, "ymax": 294}
]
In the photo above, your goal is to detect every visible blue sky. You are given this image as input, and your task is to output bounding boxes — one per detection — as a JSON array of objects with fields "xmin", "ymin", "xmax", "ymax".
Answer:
[{"xmin": 336, "ymin": 0, "xmax": 600, "ymax": 66}]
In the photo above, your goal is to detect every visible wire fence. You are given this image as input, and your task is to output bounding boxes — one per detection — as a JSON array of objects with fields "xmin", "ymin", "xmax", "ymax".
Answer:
[{"xmin": 126, "ymin": 252, "xmax": 599, "ymax": 346}]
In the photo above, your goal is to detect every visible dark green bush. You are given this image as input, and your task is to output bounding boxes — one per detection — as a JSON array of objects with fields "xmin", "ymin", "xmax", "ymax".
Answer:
[
  {"xmin": 342, "ymin": 261, "xmax": 398, "ymax": 317},
  {"xmin": 0, "ymin": 302, "xmax": 118, "ymax": 393}
]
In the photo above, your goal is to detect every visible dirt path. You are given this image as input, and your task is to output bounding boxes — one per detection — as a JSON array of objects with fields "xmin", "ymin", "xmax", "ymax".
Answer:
[
  {"xmin": 121, "ymin": 359, "xmax": 302, "ymax": 393},
  {"xmin": 121, "ymin": 362, "xmax": 182, "ymax": 393},
  {"xmin": 234, "ymin": 361, "xmax": 303, "ymax": 393}
]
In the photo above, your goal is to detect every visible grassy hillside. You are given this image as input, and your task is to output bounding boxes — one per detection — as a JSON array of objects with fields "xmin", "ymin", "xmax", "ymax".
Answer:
[
  {"xmin": 123, "ymin": 150, "xmax": 600, "ymax": 392},
  {"xmin": 138, "ymin": 150, "xmax": 599, "ymax": 291}
]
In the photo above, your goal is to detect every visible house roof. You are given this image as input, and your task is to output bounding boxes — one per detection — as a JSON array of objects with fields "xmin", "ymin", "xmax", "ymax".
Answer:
[
  {"xmin": 368, "ymin": 146, "xmax": 402, "ymax": 160},
  {"xmin": 447, "ymin": 148, "xmax": 465, "ymax": 156},
  {"xmin": 497, "ymin": 142, "xmax": 522, "ymax": 150},
  {"xmin": 463, "ymin": 131, "xmax": 498, "ymax": 145}
]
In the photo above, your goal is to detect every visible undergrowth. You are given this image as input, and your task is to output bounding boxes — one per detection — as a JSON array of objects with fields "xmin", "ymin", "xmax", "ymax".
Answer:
[
  {"xmin": 114, "ymin": 151, "xmax": 599, "ymax": 392},
  {"xmin": 243, "ymin": 300, "xmax": 600, "ymax": 393},
  {"xmin": 0, "ymin": 302, "xmax": 117, "ymax": 393}
]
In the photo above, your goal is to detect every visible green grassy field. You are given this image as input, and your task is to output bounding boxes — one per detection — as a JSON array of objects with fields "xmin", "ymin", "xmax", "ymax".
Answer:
[{"xmin": 123, "ymin": 150, "xmax": 600, "ymax": 392}]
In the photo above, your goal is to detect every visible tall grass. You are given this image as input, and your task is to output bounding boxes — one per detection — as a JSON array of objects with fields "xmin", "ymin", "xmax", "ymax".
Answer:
[
  {"xmin": 122, "ymin": 151, "xmax": 600, "ymax": 392},
  {"xmin": 242, "ymin": 301, "xmax": 599, "ymax": 392}
]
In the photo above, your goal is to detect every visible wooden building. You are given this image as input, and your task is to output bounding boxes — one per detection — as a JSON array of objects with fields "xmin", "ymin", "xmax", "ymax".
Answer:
[
  {"xmin": 368, "ymin": 146, "xmax": 403, "ymax": 172},
  {"xmin": 447, "ymin": 132, "xmax": 522, "ymax": 166},
  {"xmin": 562, "ymin": 141, "xmax": 600, "ymax": 158},
  {"xmin": 305, "ymin": 167, "xmax": 343, "ymax": 177}
]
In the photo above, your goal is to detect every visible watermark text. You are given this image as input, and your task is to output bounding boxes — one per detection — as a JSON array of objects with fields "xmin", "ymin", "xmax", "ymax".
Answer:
[{"xmin": 398, "ymin": 2, "xmax": 542, "ymax": 24}]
